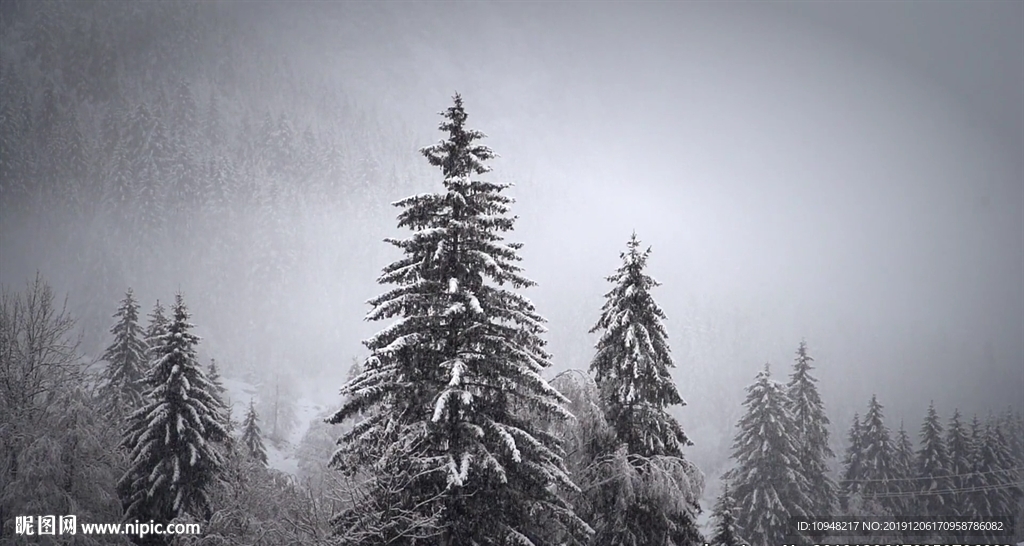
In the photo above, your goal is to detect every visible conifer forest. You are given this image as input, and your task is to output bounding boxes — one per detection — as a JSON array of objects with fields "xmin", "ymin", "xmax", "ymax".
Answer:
[{"xmin": 1, "ymin": 2, "xmax": 1022, "ymax": 545}]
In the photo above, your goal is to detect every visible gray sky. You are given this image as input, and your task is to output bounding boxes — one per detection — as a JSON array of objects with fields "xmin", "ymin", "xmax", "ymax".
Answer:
[
  {"xmin": 2, "ymin": 0, "xmax": 1021, "ymax": 477},
  {"xmin": 278, "ymin": 1, "xmax": 1024, "ymax": 430}
]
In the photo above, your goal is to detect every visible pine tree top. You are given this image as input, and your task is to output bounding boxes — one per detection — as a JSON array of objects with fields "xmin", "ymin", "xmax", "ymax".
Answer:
[
  {"xmin": 710, "ymin": 482, "xmax": 745, "ymax": 546},
  {"xmin": 421, "ymin": 92, "xmax": 495, "ymax": 181},
  {"xmin": 241, "ymin": 398, "xmax": 267, "ymax": 466},
  {"xmin": 119, "ymin": 293, "xmax": 227, "ymax": 522},
  {"xmin": 893, "ymin": 420, "xmax": 915, "ymax": 472},
  {"xmin": 328, "ymin": 95, "xmax": 587, "ymax": 543},
  {"xmin": 99, "ymin": 288, "xmax": 148, "ymax": 415},
  {"xmin": 917, "ymin": 401, "xmax": 948, "ymax": 477},
  {"xmin": 728, "ymin": 364, "xmax": 813, "ymax": 544},
  {"xmin": 589, "ymin": 233, "xmax": 689, "ymax": 457}
]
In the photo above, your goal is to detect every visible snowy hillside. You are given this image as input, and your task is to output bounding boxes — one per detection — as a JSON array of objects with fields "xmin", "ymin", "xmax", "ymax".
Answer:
[{"xmin": 222, "ymin": 376, "xmax": 329, "ymax": 476}]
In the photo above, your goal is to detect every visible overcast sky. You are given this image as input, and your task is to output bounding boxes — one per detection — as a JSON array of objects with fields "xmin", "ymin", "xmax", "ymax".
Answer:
[
  {"xmin": 267, "ymin": 1, "xmax": 1024, "ymax": 430},
  {"xmin": 2, "ymin": 1, "xmax": 1020, "ymax": 475}
]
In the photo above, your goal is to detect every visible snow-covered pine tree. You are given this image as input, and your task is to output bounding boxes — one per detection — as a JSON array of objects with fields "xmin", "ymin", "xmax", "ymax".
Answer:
[
  {"xmin": 915, "ymin": 401, "xmax": 948, "ymax": 516},
  {"xmin": 839, "ymin": 413, "xmax": 865, "ymax": 510},
  {"xmin": 208, "ymin": 358, "xmax": 226, "ymax": 398},
  {"xmin": 986, "ymin": 414, "xmax": 1022, "ymax": 524},
  {"xmin": 728, "ymin": 364, "xmax": 812, "ymax": 545},
  {"xmin": 590, "ymin": 233, "xmax": 690, "ymax": 458},
  {"xmin": 207, "ymin": 358, "xmax": 232, "ymax": 433},
  {"xmin": 964, "ymin": 416, "xmax": 1021, "ymax": 537},
  {"xmin": 98, "ymin": 288, "xmax": 148, "ymax": 419},
  {"xmin": 944, "ymin": 408, "xmax": 971, "ymax": 516},
  {"xmin": 785, "ymin": 340, "xmax": 837, "ymax": 517},
  {"xmin": 327, "ymin": 94, "xmax": 589, "ymax": 545},
  {"xmin": 587, "ymin": 232, "xmax": 702, "ymax": 544},
  {"xmin": 144, "ymin": 299, "xmax": 168, "ymax": 362},
  {"xmin": 118, "ymin": 293, "xmax": 228, "ymax": 530},
  {"xmin": 709, "ymin": 482, "xmax": 746, "ymax": 546},
  {"xmin": 859, "ymin": 395, "xmax": 898, "ymax": 515},
  {"xmin": 963, "ymin": 415, "xmax": 993, "ymax": 519},
  {"xmin": 891, "ymin": 420, "xmax": 916, "ymax": 516},
  {"xmin": 241, "ymin": 399, "xmax": 268, "ymax": 466}
]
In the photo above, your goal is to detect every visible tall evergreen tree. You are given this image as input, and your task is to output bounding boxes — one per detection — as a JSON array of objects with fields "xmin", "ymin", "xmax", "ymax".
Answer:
[
  {"xmin": 144, "ymin": 299, "xmax": 168, "ymax": 362},
  {"xmin": 839, "ymin": 413, "xmax": 865, "ymax": 510},
  {"xmin": 327, "ymin": 94, "xmax": 589, "ymax": 545},
  {"xmin": 728, "ymin": 364, "xmax": 812, "ymax": 545},
  {"xmin": 915, "ymin": 401, "xmax": 948, "ymax": 515},
  {"xmin": 207, "ymin": 358, "xmax": 226, "ymax": 397},
  {"xmin": 586, "ymin": 232, "xmax": 702, "ymax": 544},
  {"xmin": 117, "ymin": 294, "xmax": 227, "ymax": 536},
  {"xmin": 859, "ymin": 395, "xmax": 898, "ymax": 514},
  {"xmin": 207, "ymin": 358, "xmax": 233, "ymax": 435},
  {"xmin": 709, "ymin": 482, "xmax": 745, "ymax": 546},
  {"xmin": 891, "ymin": 420, "xmax": 916, "ymax": 516},
  {"xmin": 98, "ymin": 288, "xmax": 148, "ymax": 419},
  {"xmin": 986, "ymin": 415, "xmax": 1022, "ymax": 523},
  {"xmin": 963, "ymin": 416, "xmax": 1021, "ymax": 537},
  {"xmin": 962, "ymin": 415, "xmax": 992, "ymax": 519},
  {"xmin": 785, "ymin": 340, "xmax": 837, "ymax": 516},
  {"xmin": 590, "ymin": 233, "xmax": 690, "ymax": 458},
  {"xmin": 944, "ymin": 408, "xmax": 972, "ymax": 516},
  {"xmin": 241, "ymin": 399, "xmax": 268, "ymax": 466}
]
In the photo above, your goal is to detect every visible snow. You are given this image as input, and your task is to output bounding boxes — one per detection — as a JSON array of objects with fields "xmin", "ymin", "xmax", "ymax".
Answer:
[{"xmin": 223, "ymin": 375, "xmax": 322, "ymax": 477}]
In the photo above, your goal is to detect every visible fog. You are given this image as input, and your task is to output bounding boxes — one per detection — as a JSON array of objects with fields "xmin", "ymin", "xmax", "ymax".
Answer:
[{"xmin": 1, "ymin": 0, "xmax": 1021, "ymax": 479}]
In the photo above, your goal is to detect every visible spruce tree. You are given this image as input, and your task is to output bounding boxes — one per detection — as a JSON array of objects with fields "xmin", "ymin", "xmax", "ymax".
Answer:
[
  {"xmin": 709, "ymin": 482, "xmax": 745, "ymax": 546},
  {"xmin": 98, "ymin": 288, "xmax": 148, "ymax": 419},
  {"xmin": 891, "ymin": 421, "xmax": 916, "ymax": 516},
  {"xmin": 207, "ymin": 358, "xmax": 231, "ymax": 432},
  {"xmin": 915, "ymin": 401, "xmax": 948, "ymax": 515},
  {"xmin": 327, "ymin": 94, "xmax": 589, "ymax": 545},
  {"xmin": 964, "ymin": 416, "xmax": 1021, "ymax": 538},
  {"xmin": 208, "ymin": 358, "xmax": 226, "ymax": 399},
  {"xmin": 144, "ymin": 299, "xmax": 168, "ymax": 363},
  {"xmin": 839, "ymin": 413, "xmax": 865, "ymax": 510},
  {"xmin": 963, "ymin": 415, "xmax": 992, "ymax": 518},
  {"xmin": 944, "ymin": 408, "xmax": 971, "ymax": 516},
  {"xmin": 117, "ymin": 294, "xmax": 227, "ymax": 532},
  {"xmin": 728, "ymin": 364, "xmax": 812, "ymax": 545},
  {"xmin": 986, "ymin": 415, "xmax": 1022, "ymax": 523},
  {"xmin": 785, "ymin": 340, "xmax": 837, "ymax": 516},
  {"xmin": 241, "ymin": 399, "xmax": 268, "ymax": 466},
  {"xmin": 587, "ymin": 232, "xmax": 702, "ymax": 544},
  {"xmin": 859, "ymin": 395, "xmax": 898, "ymax": 514}
]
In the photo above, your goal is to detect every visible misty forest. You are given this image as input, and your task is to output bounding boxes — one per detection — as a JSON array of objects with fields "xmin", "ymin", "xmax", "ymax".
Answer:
[{"xmin": 1, "ymin": 2, "xmax": 1022, "ymax": 545}]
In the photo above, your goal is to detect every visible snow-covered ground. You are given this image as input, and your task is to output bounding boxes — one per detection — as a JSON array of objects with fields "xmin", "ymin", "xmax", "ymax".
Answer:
[{"xmin": 222, "ymin": 376, "xmax": 329, "ymax": 476}]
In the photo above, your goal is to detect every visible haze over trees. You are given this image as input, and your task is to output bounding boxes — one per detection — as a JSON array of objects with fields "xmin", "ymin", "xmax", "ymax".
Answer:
[{"xmin": 0, "ymin": 2, "xmax": 1021, "ymax": 545}]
